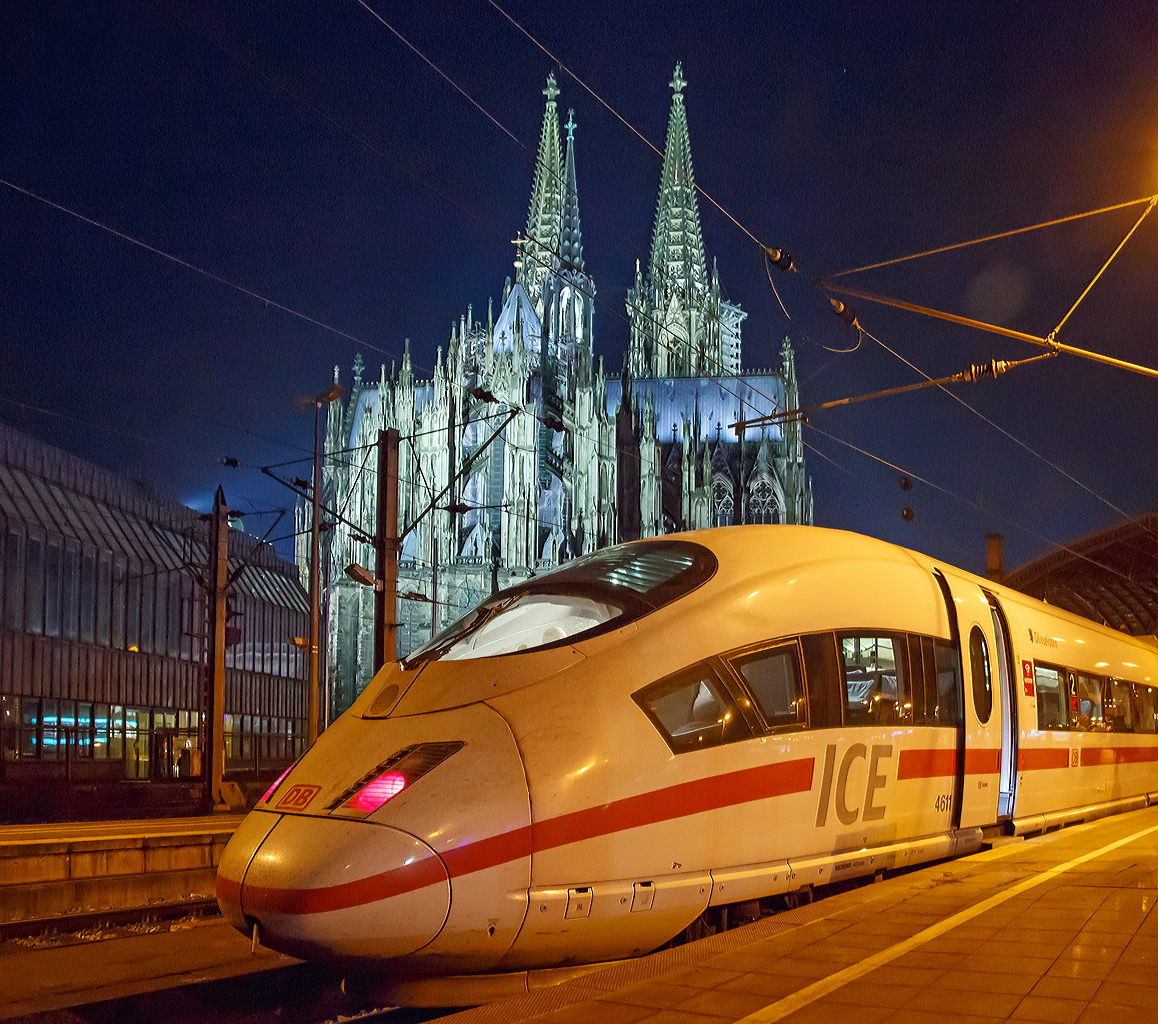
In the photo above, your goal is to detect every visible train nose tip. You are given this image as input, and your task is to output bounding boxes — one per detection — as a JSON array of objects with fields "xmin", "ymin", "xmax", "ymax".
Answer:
[
  {"xmin": 229, "ymin": 813, "xmax": 451, "ymax": 960},
  {"xmin": 217, "ymin": 810, "xmax": 280, "ymax": 932}
]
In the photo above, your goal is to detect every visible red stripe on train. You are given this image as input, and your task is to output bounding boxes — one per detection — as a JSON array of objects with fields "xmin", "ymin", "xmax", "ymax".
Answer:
[
  {"xmin": 1019, "ymin": 748, "xmax": 1069, "ymax": 770},
  {"xmin": 896, "ymin": 748, "xmax": 955, "ymax": 780},
  {"xmin": 1080, "ymin": 746, "xmax": 1158, "ymax": 767},
  {"xmin": 237, "ymin": 756, "xmax": 815, "ymax": 915},
  {"xmin": 895, "ymin": 748, "xmax": 1000, "ymax": 778}
]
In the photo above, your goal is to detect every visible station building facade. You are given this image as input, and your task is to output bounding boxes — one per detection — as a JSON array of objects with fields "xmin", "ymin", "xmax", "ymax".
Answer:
[
  {"xmin": 0, "ymin": 424, "xmax": 309, "ymax": 819},
  {"xmin": 307, "ymin": 66, "xmax": 814, "ymax": 717}
]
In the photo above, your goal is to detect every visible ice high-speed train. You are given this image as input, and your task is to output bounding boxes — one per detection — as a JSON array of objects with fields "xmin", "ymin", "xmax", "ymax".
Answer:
[{"xmin": 216, "ymin": 526, "xmax": 1158, "ymax": 1001}]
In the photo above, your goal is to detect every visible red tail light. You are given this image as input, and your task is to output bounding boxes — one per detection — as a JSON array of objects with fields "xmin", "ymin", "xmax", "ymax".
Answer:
[
  {"xmin": 328, "ymin": 741, "xmax": 463, "ymax": 816},
  {"xmin": 346, "ymin": 771, "xmax": 407, "ymax": 812},
  {"xmin": 261, "ymin": 764, "xmax": 294, "ymax": 804}
]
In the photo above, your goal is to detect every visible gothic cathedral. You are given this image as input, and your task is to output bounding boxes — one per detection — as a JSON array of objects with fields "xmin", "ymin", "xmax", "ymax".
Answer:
[{"xmin": 300, "ymin": 66, "xmax": 813, "ymax": 717}]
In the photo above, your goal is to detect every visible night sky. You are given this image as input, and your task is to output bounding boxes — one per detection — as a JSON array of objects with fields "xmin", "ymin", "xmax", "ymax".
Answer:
[{"xmin": 3, "ymin": 1, "xmax": 1157, "ymax": 577}]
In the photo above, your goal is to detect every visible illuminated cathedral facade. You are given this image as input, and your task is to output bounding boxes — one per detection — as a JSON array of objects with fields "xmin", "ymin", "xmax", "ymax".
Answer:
[{"xmin": 300, "ymin": 65, "xmax": 813, "ymax": 717}]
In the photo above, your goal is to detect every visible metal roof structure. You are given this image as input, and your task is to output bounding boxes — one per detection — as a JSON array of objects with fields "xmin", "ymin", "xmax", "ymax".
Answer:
[
  {"xmin": 1003, "ymin": 514, "xmax": 1158, "ymax": 635},
  {"xmin": 0, "ymin": 423, "xmax": 307, "ymax": 615}
]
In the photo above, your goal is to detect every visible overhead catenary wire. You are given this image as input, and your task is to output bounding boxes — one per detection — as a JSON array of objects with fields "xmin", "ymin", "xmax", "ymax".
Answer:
[
  {"xmin": 828, "ymin": 195, "xmax": 1158, "ymax": 279},
  {"xmin": 731, "ymin": 353, "xmax": 1058, "ymax": 430},
  {"xmin": 804, "ymin": 422, "xmax": 1150, "ymax": 589},
  {"xmin": 0, "ymin": 177, "xmax": 399, "ymax": 362},
  {"xmin": 860, "ymin": 327, "xmax": 1158, "ymax": 540}
]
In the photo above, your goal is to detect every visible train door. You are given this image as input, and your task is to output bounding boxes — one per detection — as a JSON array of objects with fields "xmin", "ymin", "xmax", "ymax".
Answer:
[
  {"xmin": 949, "ymin": 577, "xmax": 1004, "ymax": 829},
  {"xmin": 983, "ymin": 591, "xmax": 1017, "ymax": 818}
]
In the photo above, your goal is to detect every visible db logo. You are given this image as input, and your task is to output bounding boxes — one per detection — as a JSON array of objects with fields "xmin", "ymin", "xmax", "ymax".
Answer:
[{"xmin": 276, "ymin": 784, "xmax": 320, "ymax": 811}]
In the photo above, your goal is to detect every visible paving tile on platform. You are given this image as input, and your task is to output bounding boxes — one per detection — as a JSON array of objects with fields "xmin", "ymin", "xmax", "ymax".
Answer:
[
  {"xmin": 890, "ymin": 949, "xmax": 967, "ymax": 973},
  {"xmin": 962, "ymin": 952, "xmax": 1056, "ymax": 976},
  {"xmin": 1061, "ymin": 942, "xmax": 1122, "ymax": 963},
  {"xmin": 1011, "ymin": 995, "xmax": 1087, "ymax": 1024},
  {"xmin": 1075, "ymin": 1004, "xmax": 1140, "ymax": 1024},
  {"xmin": 778, "ymin": 1000, "xmax": 892, "ymax": 1024},
  {"xmin": 607, "ymin": 983, "xmax": 707, "ymax": 1010},
  {"xmin": 681, "ymin": 986, "xmax": 777, "ymax": 1018},
  {"xmin": 1046, "ymin": 958, "xmax": 1114, "ymax": 982},
  {"xmin": 717, "ymin": 970, "xmax": 808, "ymax": 1000},
  {"xmin": 819, "ymin": 978, "xmax": 923, "ymax": 1009},
  {"xmin": 656, "ymin": 966, "xmax": 743, "ymax": 991},
  {"xmin": 904, "ymin": 985, "xmax": 1022, "ymax": 1018},
  {"xmin": 540, "ymin": 998, "xmax": 657, "ymax": 1024},
  {"xmin": 1091, "ymin": 979, "xmax": 1158, "ymax": 1009},
  {"xmin": 886, "ymin": 1009, "xmax": 997, "ymax": 1024},
  {"xmin": 1030, "ymin": 976, "xmax": 1102, "ymax": 1002},
  {"xmin": 931, "ymin": 970, "xmax": 1039, "ymax": 996}
]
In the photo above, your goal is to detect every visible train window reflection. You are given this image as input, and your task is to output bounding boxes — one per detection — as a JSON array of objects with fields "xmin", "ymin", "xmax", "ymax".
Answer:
[
  {"xmin": 838, "ymin": 634, "xmax": 909, "ymax": 727},
  {"xmin": 730, "ymin": 643, "xmax": 806, "ymax": 730},
  {"xmin": 969, "ymin": 626, "xmax": 993, "ymax": 725},
  {"xmin": 1107, "ymin": 680, "xmax": 1133, "ymax": 732},
  {"xmin": 1035, "ymin": 664, "xmax": 1067, "ymax": 730},
  {"xmin": 634, "ymin": 664, "xmax": 751, "ymax": 754},
  {"xmin": 1075, "ymin": 673, "xmax": 1105, "ymax": 731},
  {"xmin": 428, "ymin": 595, "xmax": 622, "ymax": 661},
  {"xmin": 1136, "ymin": 685, "xmax": 1157, "ymax": 733},
  {"xmin": 406, "ymin": 539, "xmax": 716, "ymax": 664}
]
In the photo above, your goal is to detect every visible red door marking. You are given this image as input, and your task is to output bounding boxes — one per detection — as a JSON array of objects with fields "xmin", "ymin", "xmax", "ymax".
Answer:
[{"xmin": 1022, "ymin": 659, "xmax": 1034, "ymax": 696}]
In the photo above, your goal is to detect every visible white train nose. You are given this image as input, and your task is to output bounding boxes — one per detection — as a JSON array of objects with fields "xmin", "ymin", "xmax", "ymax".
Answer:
[{"xmin": 227, "ymin": 813, "xmax": 451, "ymax": 960}]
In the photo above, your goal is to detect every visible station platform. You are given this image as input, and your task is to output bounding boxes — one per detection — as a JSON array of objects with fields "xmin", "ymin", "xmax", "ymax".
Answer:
[
  {"xmin": 438, "ymin": 804, "xmax": 1158, "ymax": 1024},
  {"xmin": 0, "ymin": 814, "xmax": 243, "ymax": 928},
  {"xmin": 4, "ymin": 806, "xmax": 1156, "ymax": 1022}
]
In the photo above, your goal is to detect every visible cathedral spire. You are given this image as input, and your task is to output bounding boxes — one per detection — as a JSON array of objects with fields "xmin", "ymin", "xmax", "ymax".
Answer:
[
  {"xmin": 647, "ymin": 62, "xmax": 708, "ymax": 301},
  {"xmin": 519, "ymin": 72, "xmax": 563, "ymax": 314},
  {"xmin": 558, "ymin": 109, "xmax": 584, "ymax": 275}
]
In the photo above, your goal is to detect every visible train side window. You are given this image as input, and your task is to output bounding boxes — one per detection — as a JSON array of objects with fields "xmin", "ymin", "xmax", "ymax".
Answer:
[
  {"xmin": 921, "ymin": 636, "xmax": 938, "ymax": 725},
  {"xmin": 907, "ymin": 634, "xmax": 926, "ymax": 724},
  {"xmin": 838, "ymin": 634, "xmax": 909, "ymax": 727},
  {"xmin": 800, "ymin": 632, "xmax": 841, "ymax": 729},
  {"xmin": 932, "ymin": 639, "xmax": 962, "ymax": 727},
  {"xmin": 1135, "ymin": 685, "xmax": 1157, "ymax": 734},
  {"xmin": 968, "ymin": 626, "xmax": 993, "ymax": 725},
  {"xmin": 1106, "ymin": 679, "xmax": 1134, "ymax": 733},
  {"xmin": 729, "ymin": 643, "xmax": 806, "ymax": 730},
  {"xmin": 1034, "ymin": 664, "xmax": 1067, "ymax": 730},
  {"xmin": 633, "ymin": 663, "xmax": 753, "ymax": 754},
  {"xmin": 1074, "ymin": 673, "xmax": 1105, "ymax": 731}
]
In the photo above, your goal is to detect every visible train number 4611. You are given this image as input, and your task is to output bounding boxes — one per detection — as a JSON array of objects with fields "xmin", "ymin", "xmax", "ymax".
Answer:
[{"xmin": 933, "ymin": 793, "xmax": 951, "ymax": 813}]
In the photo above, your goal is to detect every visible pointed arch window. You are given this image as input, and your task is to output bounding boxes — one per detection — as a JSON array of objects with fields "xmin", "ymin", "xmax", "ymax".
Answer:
[
  {"xmin": 712, "ymin": 477, "xmax": 733, "ymax": 529},
  {"xmin": 750, "ymin": 478, "xmax": 780, "ymax": 525}
]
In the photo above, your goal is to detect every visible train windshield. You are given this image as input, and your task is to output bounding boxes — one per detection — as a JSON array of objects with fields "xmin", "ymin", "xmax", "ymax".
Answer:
[{"xmin": 405, "ymin": 539, "xmax": 716, "ymax": 664}]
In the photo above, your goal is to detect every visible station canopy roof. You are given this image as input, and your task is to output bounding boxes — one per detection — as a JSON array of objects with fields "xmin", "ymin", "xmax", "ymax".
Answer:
[{"xmin": 1004, "ymin": 514, "xmax": 1158, "ymax": 636}]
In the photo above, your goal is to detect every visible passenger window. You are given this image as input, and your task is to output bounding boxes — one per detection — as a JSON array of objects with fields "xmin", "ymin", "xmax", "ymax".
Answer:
[
  {"xmin": 921, "ymin": 636, "xmax": 938, "ymax": 725},
  {"xmin": 1135, "ymin": 684, "xmax": 1157, "ymax": 734},
  {"xmin": 1034, "ymin": 664, "xmax": 1067, "ymax": 730},
  {"xmin": 838, "ymin": 634, "xmax": 909, "ymax": 726},
  {"xmin": 800, "ymin": 632, "xmax": 841, "ymax": 729},
  {"xmin": 1107, "ymin": 680, "xmax": 1133, "ymax": 732},
  {"xmin": 633, "ymin": 663, "xmax": 752, "ymax": 753},
  {"xmin": 1075, "ymin": 673, "xmax": 1105, "ymax": 731},
  {"xmin": 932, "ymin": 639, "xmax": 961, "ymax": 727},
  {"xmin": 730, "ymin": 644, "xmax": 806, "ymax": 730},
  {"xmin": 968, "ymin": 626, "xmax": 993, "ymax": 725},
  {"xmin": 906, "ymin": 634, "xmax": 926, "ymax": 724}
]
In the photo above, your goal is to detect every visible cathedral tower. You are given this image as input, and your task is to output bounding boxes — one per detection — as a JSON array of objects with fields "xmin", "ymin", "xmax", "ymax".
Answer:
[
  {"xmin": 518, "ymin": 73, "xmax": 564, "ymax": 323},
  {"xmin": 627, "ymin": 63, "xmax": 745, "ymax": 378}
]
